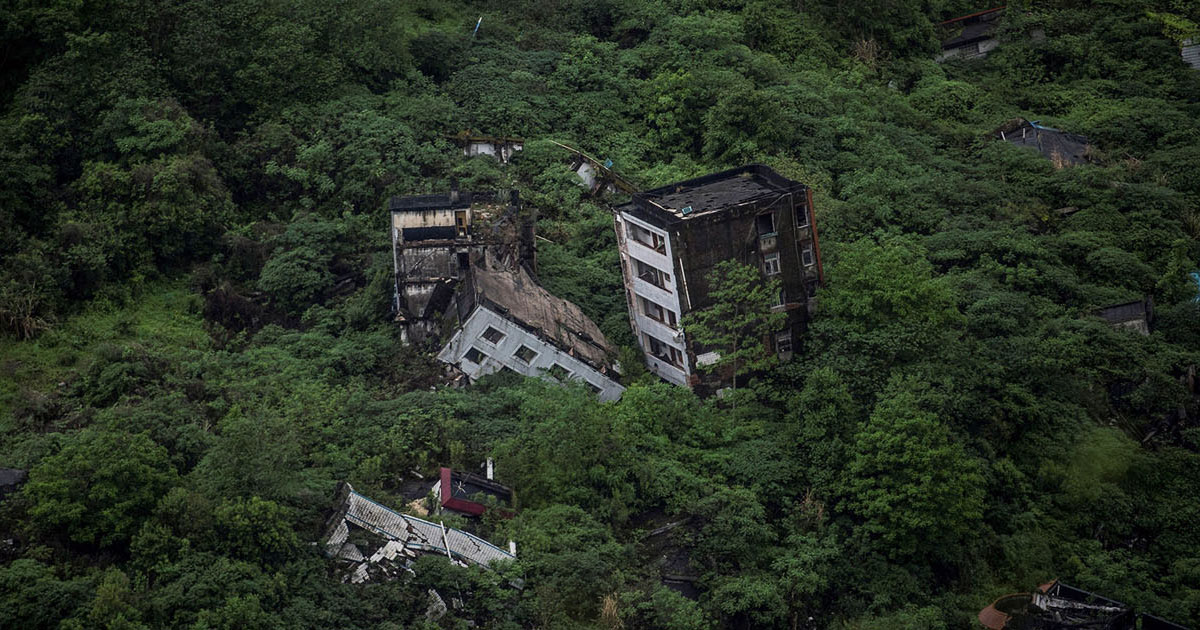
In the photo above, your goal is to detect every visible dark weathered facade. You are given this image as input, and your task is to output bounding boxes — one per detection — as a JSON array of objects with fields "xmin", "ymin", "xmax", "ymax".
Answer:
[
  {"xmin": 388, "ymin": 187, "xmax": 532, "ymax": 344},
  {"xmin": 937, "ymin": 6, "xmax": 1005, "ymax": 62},
  {"xmin": 613, "ymin": 165, "xmax": 822, "ymax": 389}
]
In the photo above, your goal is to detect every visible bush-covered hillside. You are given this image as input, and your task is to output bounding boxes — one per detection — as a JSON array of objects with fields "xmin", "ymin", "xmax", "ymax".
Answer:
[{"xmin": 1, "ymin": 0, "xmax": 1199, "ymax": 628}]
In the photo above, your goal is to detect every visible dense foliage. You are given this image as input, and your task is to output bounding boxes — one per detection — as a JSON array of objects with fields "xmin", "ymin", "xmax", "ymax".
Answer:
[{"xmin": 2, "ymin": 0, "xmax": 1200, "ymax": 628}]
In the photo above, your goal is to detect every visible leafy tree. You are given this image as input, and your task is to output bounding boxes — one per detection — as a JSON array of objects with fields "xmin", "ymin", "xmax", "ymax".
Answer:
[
  {"xmin": 841, "ymin": 376, "xmax": 984, "ymax": 562},
  {"xmin": 684, "ymin": 260, "xmax": 786, "ymax": 390},
  {"xmin": 25, "ymin": 429, "xmax": 179, "ymax": 548}
]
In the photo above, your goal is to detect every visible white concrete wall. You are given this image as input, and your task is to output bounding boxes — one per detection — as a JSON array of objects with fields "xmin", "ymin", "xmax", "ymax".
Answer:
[
  {"xmin": 615, "ymin": 212, "xmax": 691, "ymax": 386},
  {"xmin": 438, "ymin": 306, "xmax": 625, "ymax": 402},
  {"xmin": 393, "ymin": 208, "xmax": 462, "ymax": 231}
]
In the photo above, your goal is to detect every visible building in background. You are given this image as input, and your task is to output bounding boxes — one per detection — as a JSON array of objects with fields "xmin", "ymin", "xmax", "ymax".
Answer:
[
  {"xmin": 1182, "ymin": 38, "xmax": 1200, "ymax": 70},
  {"xmin": 937, "ymin": 6, "xmax": 1005, "ymax": 62},
  {"xmin": 612, "ymin": 164, "xmax": 822, "ymax": 390},
  {"xmin": 448, "ymin": 131, "xmax": 524, "ymax": 163}
]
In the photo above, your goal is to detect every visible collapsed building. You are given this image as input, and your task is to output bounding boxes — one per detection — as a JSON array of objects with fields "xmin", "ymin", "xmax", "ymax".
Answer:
[
  {"xmin": 995, "ymin": 118, "xmax": 1092, "ymax": 167},
  {"xmin": 978, "ymin": 580, "xmax": 1189, "ymax": 630},
  {"xmin": 612, "ymin": 164, "xmax": 822, "ymax": 390},
  {"xmin": 321, "ymin": 482, "xmax": 516, "ymax": 584},
  {"xmin": 389, "ymin": 187, "xmax": 624, "ymax": 400}
]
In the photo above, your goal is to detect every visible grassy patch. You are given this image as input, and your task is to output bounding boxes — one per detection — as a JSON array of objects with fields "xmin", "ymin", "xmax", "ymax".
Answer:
[{"xmin": 0, "ymin": 280, "xmax": 208, "ymax": 422}]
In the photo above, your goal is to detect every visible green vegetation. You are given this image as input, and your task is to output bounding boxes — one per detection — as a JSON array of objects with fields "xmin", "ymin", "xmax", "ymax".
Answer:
[{"xmin": 2, "ymin": 0, "xmax": 1200, "ymax": 628}]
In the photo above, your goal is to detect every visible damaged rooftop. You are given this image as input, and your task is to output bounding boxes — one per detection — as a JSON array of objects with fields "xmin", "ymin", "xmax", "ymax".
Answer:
[{"xmin": 630, "ymin": 164, "xmax": 809, "ymax": 220}]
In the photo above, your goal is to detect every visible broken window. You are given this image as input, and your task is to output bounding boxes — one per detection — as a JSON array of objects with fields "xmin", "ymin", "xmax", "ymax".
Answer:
[
  {"xmin": 764, "ymin": 252, "xmax": 781, "ymax": 276},
  {"xmin": 628, "ymin": 222, "xmax": 666, "ymax": 254},
  {"xmin": 756, "ymin": 212, "xmax": 776, "ymax": 235},
  {"xmin": 640, "ymin": 296, "xmax": 669, "ymax": 324},
  {"xmin": 797, "ymin": 205, "xmax": 810, "ymax": 228},
  {"xmin": 585, "ymin": 381, "xmax": 603, "ymax": 395},
  {"xmin": 513, "ymin": 345, "xmax": 538, "ymax": 364},
  {"xmin": 546, "ymin": 363, "xmax": 572, "ymax": 381},
  {"xmin": 464, "ymin": 347, "xmax": 488, "ymax": 364},
  {"xmin": 776, "ymin": 331, "xmax": 793, "ymax": 355},
  {"xmin": 481, "ymin": 326, "xmax": 505, "ymax": 344},
  {"xmin": 801, "ymin": 244, "xmax": 814, "ymax": 267},
  {"xmin": 644, "ymin": 334, "xmax": 683, "ymax": 367},
  {"xmin": 454, "ymin": 210, "xmax": 469, "ymax": 237},
  {"xmin": 635, "ymin": 259, "xmax": 670, "ymax": 290}
]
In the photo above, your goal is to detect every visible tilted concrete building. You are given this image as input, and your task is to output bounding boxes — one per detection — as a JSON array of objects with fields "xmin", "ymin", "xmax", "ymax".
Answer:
[{"xmin": 612, "ymin": 165, "xmax": 822, "ymax": 390}]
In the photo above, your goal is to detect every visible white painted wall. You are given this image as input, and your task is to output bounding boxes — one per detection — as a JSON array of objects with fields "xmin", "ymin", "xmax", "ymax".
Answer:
[
  {"xmin": 615, "ymin": 212, "xmax": 691, "ymax": 386},
  {"xmin": 438, "ymin": 306, "xmax": 625, "ymax": 402}
]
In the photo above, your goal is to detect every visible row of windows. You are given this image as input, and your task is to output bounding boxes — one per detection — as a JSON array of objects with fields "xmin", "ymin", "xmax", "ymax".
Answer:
[
  {"xmin": 463, "ymin": 344, "xmax": 603, "ymax": 393},
  {"xmin": 471, "ymin": 328, "xmax": 541, "ymax": 365},
  {"xmin": 755, "ymin": 207, "xmax": 811, "ymax": 237},
  {"xmin": 761, "ymin": 244, "xmax": 815, "ymax": 276},
  {"xmin": 639, "ymin": 295, "xmax": 678, "ymax": 328},
  {"xmin": 635, "ymin": 258, "xmax": 671, "ymax": 290}
]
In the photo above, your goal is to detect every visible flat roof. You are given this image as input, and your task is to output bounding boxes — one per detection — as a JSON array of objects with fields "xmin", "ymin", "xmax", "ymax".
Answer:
[
  {"xmin": 388, "ymin": 191, "xmax": 507, "ymax": 212},
  {"xmin": 624, "ymin": 164, "xmax": 807, "ymax": 223}
]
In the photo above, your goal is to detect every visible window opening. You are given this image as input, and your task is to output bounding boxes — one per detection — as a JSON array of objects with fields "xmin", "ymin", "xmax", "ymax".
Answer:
[
  {"xmin": 636, "ymin": 259, "xmax": 670, "ymax": 290},
  {"xmin": 756, "ymin": 213, "xmax": 775, "ymax": 235},
  {"xmin": 513, "ymin": 345, "xmax": 538, "ymax": 364},
  {"xmin": 764, "ymin": 253, "xmax": 781, "ymax": 276},
  {"xmin": 464, "ymin": 347, "xmax": 487, "ymax": 364},
  {"xmin": 801, "ymin": 244, "xmax": 814, "ymax": 267},
  {"xmin": 481, "ymin": 326, "xmax": 505, "ymax": 344}
]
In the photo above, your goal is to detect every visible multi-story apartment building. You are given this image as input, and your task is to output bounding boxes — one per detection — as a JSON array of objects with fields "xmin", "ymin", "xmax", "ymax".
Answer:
[{"xmin": 612, "ymin": 165, "xmax": 822, "ymax": 389}]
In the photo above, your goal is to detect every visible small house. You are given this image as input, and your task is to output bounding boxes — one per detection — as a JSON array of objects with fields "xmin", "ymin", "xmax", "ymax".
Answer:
[
  {"xmin": 937, "ymin": 6, "xmax": 1005, "ymax": 62},
  {"xmin": 431, "ymin": 466, "xmax": 514, "ymax": 517},
  {"xmin": 448, "ymin": 131, "xmax": 524, "ymax": 163}
]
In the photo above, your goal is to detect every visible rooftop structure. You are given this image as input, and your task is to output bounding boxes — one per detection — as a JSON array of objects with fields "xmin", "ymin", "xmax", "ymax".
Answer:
[
  {"xmin": 613, "ymin": 164, "xmax": 822, "ymax": 390},
  {"xmin": 937, "ymin": 6, "xmax": 1005, "ymax": 61},
  {"xmin": 321, "ymin": 482, "xmax": 516, "ymax": 584},
  {"xmin": 995, "ymin": 119, "xmax": 1092, "ymax": 167}
]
